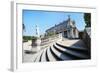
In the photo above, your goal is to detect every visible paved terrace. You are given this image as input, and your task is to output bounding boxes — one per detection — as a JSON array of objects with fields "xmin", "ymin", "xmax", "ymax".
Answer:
[
  {"xmin": 57, "ymin": 38, "xmax": 88, "ymax": 50},
  {"xmin": 23, "ymin": 38, "xmax": 89, "ymax": 62}
]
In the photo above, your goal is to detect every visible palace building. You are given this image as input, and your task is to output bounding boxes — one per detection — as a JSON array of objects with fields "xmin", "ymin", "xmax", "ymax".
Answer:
[{"xmin": 46, "ymin": 16, "xmax": 79, "ymax": 39}]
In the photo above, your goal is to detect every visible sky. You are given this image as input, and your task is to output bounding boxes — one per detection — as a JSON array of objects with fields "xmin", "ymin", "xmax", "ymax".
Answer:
[{"xmin": 23, "ymin": 10, "xmax": 86, "ymax": 36}]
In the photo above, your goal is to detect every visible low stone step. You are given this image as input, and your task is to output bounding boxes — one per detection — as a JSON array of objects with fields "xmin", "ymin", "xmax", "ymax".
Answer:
[
  {"xmin": 45, "ymin": 49, "xmax": 50, "ymax": 61},
  {"xmin": 47, "ymin": 47, "xmax": 57, "ymax": 61},
  {"xmin": 54, "ymin": 43, "xmax": 89, "ymax": 59},
  {"xmin": 50, "ymin": 45, "xmax": 72, "ymax": 60},
  {"xmin": 56, "ymin": 42, "xmax": 90, "ymax": 56},
  {"xmin": 49, "ymin": 46, "xmax": 62, "ymax": 61},
  {"xmin": 41, "ymin": 48, "xmax": 48, "ymax": 62},
  {"xmin": 56, "ymin": 42, "xmax": 88, "ymax": 51}
]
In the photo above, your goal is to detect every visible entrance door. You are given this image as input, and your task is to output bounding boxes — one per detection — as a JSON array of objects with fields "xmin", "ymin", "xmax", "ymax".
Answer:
[{"xmin": 64, "ymin": 31, "xmax": 67, "ymax": 38}]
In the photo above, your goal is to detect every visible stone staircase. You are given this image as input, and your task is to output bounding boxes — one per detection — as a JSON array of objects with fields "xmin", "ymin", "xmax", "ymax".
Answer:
[{"xmin": 32, "ymin": 41, "xmax": 90, "ymax": 62}]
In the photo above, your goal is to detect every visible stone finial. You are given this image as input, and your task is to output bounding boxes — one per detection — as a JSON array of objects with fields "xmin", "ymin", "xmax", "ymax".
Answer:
[{"xmin": 35, "ymin": 24, "xmax": 40, "ymax": 38}]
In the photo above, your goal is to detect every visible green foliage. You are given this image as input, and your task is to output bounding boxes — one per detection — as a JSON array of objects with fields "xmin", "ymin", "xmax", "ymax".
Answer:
[
  {"xmin": 23, "ymin": 36, "xmax": 38, "ymax": 42},
  {"xmin": 46, "ymin": 32, "xmax": 55, "ymax": 37},
  {"xmin": 84, "ymin": 13, "xmax": 91, "ymax": 27}
]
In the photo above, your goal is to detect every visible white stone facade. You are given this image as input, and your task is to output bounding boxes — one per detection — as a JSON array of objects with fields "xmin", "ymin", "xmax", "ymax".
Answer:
[{"xmin": 46, "ymin": 16, "xmax": 79, "ymax": 39}]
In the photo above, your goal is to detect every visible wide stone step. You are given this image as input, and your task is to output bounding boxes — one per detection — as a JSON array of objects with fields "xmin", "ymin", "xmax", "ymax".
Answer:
[
  {"xmin": 47, "ymin": 47, "xmax": 56, "ymax": 61},
  {"xmin": 50, "ymin": 45, "xmax": 72, "ymax": 60},
  {"xmin": 45, "ymin": 49, "xmax": 50, "ymax": 61},
  {"xmin": 56, "ymin": 42, "xmax": 88, "ymax": 51},
  {"xmin": 41, "ymin": 48, "xmax": 48, "ymax": 62},
  {"xmin": 56, "ymin": 42, "xmax": 90, "ymax": 56},
  {"xmin": 49, "ymin": 46, "xmax": 62, "ymax": 61},
  {"xmin": 54, "ymin": 43, "xmax": 89, "ymax": 59}
]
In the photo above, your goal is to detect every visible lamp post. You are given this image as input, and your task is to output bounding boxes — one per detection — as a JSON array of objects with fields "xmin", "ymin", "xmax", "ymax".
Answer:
[{"xmin": 31, "ymin": 24, "xmax": 41, "ymax": 52}]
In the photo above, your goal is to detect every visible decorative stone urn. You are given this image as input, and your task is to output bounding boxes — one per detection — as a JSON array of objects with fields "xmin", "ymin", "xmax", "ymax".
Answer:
[{"xmin": 31, "ymin": 38, "xmax": 41, "ymax": 52}]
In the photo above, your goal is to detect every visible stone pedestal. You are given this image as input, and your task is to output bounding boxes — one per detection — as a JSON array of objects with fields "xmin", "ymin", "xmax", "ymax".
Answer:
[
  {"xmin": 59, "ymin": 33, "xmax": 63, "ymax": 41},
  {"xmin": 31, "ymin": 38, "xmax": 41, "ymax": 52}
]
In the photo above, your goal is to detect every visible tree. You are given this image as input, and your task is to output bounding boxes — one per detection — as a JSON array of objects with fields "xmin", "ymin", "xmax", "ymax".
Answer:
[
  {"xmin": 23, "ymin": 24, "xmax": 25, "ymax": 31},
  {"xmin": 23, "ymin": 36, "xmax": 38, "ymax": 42},
  {"xmin": 47, "ymin": 32, "xmax": 55, "ymax": 37},
  {"xmin": 84, "ymin": 13, "xmax": 91, "ymax": 27}
]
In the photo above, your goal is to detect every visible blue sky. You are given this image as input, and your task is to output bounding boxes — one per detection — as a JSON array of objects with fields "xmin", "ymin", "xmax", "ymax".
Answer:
[{"xmin": 23, "ymin": 10, "xmax": 86, "ymax": 36}]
